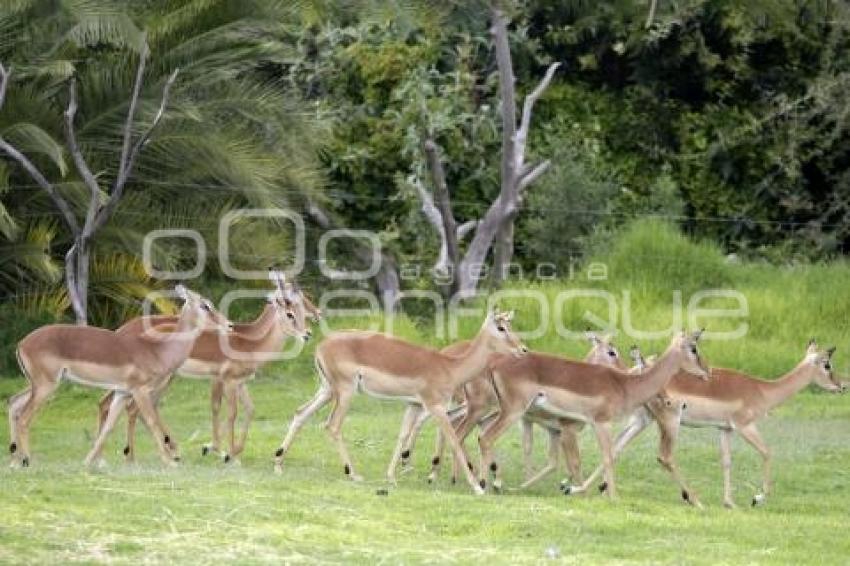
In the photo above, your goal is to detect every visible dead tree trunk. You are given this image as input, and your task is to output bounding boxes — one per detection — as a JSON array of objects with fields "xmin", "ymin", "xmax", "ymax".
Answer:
[
  {"xmin": 305, "ymin": 200, "xmax": 401, "ymax": 310},
  {"xmin": 416, "ymin": 7, "xmax": 559, "ymax": 298},
  {"xmin": 0, "ymin": 41, "xmax": 178, "ymax": 323}
]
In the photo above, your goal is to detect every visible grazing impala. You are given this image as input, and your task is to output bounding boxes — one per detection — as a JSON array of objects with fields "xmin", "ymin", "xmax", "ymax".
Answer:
[
  {"xmin": 8, "ymin": 285, "xmax": 231, "ymax": 468},
  {"xmin": 273, "ymin": 309, "xmax": 528, "ymax": 494},
  {"xmin": 574, "ymin": 340, "xmax": 846, "ymax": 508},
  {"xmin": 478, "ymin": 331, "xmax": 708, "ymax": 498},
  {"xmin": 97, "ymin": 271, "xmax": 312, "ymax": 463},
  {"xmin": 409, "ymin": 332, "xmax": 627, "ymax": 484}
]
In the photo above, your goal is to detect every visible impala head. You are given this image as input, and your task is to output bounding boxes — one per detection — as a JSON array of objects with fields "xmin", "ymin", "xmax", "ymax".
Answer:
[
  {"xmin": 804, "ymin": 341, "xmax": 844, "ymax": 393},
  {"xmin": 585, "ymin": 330, "xmax": 627, "ymax": 370},
  {"xmin": 175, "ymin": 284, "xmax": 233, "ymax": 333},
  {"xmin": 673, "ymin": 328, "xmax": 709, "ymax": 379},
  {"xmin": 269, "ymin": 270, "xmax": 312, "ymax": 342},
  {"xmin": 484, "ymin": 308, "xmax": 528, "ymax": 357}
]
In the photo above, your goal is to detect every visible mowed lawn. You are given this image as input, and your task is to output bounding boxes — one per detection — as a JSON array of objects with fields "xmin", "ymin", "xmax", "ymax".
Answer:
[{"xmin": 1, "ymin": 360, "xmax": 849, "ymax": 565}]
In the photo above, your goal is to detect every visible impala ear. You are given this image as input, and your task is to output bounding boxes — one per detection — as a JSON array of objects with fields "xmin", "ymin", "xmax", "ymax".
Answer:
[
  {"xmin": 692, "ymin": 328, "xmax": 705, "ymax": 341},
  {"xmin": 585, "ymin": 329, "xmax": 600, "ymax": 344},
  {"xmin": 806, "ymin": 339, "xmax": 818, "ymax": 354},
  {"xmin": 266, "ymin": 292, "xmax": 277, "ymax": 304},
  {"xmin": 826, "ymin": 346, "xmax": 837, "ymax": 358},
  {"xmin": 629, "ymin": 345, "xmax": 640, "ymax": 358},
  {"xmin": 505, "ymin": 310, "xmax": 515, "ymax": 321}
]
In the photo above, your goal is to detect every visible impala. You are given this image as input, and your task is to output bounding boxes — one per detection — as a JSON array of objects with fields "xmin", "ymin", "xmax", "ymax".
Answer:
[
  {"xmin": 97, "ymin": 271, "xmax": 312, "ymax": 463},
  {"xmin": 8, "ymin": 285, "xmax": 230, "ymax": 468},
  {"xmin": 408, "ymin": 332, "xmax": 627, "ymax": 484},
  {"xmin": 573, "ymin": 340, "xmax": 846, "ymax": 508},
  {"xmin": 272, "ymin": 309, "xmax": 527, "ymax": 494},
  {"xmin": 478, "ymin": 331, "xmax": 708, "ymax": 498}
]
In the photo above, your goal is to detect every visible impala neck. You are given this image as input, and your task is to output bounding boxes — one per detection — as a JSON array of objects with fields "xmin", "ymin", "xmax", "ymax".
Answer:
[
  {"xmin": 153, "ymin": 305, "xmax": 203, "ymax": 373},
  {"xmin": 759, "ymin": 361, "xmax": 816, "ymax": 412},
  {"xmin": 250, "ymin": 303, "xmax": 280, "ymax": 335},
  {"xmin": 623, "ymin": 342, "xmax": 681, "ymax": 409},
  {"xmin": 443, "ymin": 330, "xmax": 496, "ymax": 389}
]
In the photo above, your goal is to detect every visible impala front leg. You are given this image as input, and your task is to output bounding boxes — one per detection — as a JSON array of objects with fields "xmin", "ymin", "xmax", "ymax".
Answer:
[
  {"xmin": 131, "ymin": 389, "xmax": 176, "ymax": 466},
  {"xmin": 520, "ymin": 426, "xmax": 560, "ymax": 489},
  {"xmin": 428, "ymin": 404, "xmax": 483, "ymax": 495},
  {"xmin": 231, "ymin": 382, "xmax": 254, "ymax": 458},
  {"xmin": 222, "ymin": 381, "xmax": 239, "ymax": 463},
  {"xmin": 325, "ymin": 388, "xmax": 362, "ymax": 482},
  {"xmin": 203, "ymin": 379, "xmax": 225, "ymax": 457},
  {"xmin": 85, "ymin": 391, "xmax": 129, "ymax": 467},
  {"xmin": 477, "ymin": 408, "xmax": 523, "ymax": 493},
  {"xmin": 737, "ymin": 423, "xmax": 771, "ymax": 507},
  {"xmin": 593, "ymin": 421, "xmax": 616, "ymax": 499},
  {"xmin": 720, "ymin": 428, "xmax": 736, "ymax": 508},
  {"xmin": 520, "ymin": 417, "xmax": 535, "ymax": 480}
]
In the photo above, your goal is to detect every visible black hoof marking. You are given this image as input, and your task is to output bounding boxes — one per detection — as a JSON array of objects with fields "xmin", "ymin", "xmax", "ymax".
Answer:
[
  {"xmin": 275, "ymin": 448, "xmax": 284, "ymax": 458},
  {"xmin": 751, "ymin": 497, "xmax": 757, "ymax": 508},
  {"xmin": 344, "ymin": 464, "xmax": 351, "ymax": 475},
  {"xmin": 401, "ymin": 449, "xmax": 410, "ymax": 460},
  {"xmin": 490, "ymin": 462, "xmax": 498, "ymax": 472},
  {"xmin": 562, "ymin": 486, "xmax": 573, "ymax": 496},
  {"xmin": 376, "ymin": 488, "xmax": 389, "ymax": 496},
  {"xmin": 598, "ymin": 482, "xmax": 608, "ymax": 493},
  {"xmin": 202, "ymin": 446, "xmax": 210, "ymax": 456},
  {"xmin": 451, "ymin": 477, "xmax": 456, "ymax": 485},
  {"xmin": 21, "ymin": 457, "xmax": 29, "ymax": 468},
  {"xmin": 224, "ymin": 454, "xmax": 231, "ymax": 464},
  {"xmin": 479, "ymin": 479, "xmax": 486, "ymax": 489},
  {"xmin": 164, "ymin": 435, "xmax": 170, "ymax": 445},
  {"xmin": 682, "ymin": 490, "xmax": 690, "ymax": 503},
  {"xmin": 173, "ymin": 456, "xmax": 182, "ymax": 463},
  {"xmin": 9, "ymin": 442, "xmax": 17, "ymax": 454},
  {"xmin": 123, "ymin": 446, "xmax": 131, "ymax": 456},
  {"xmin": 467, "ymin": 461, "xmax": 474, "ymax": 472},
  {"xmin": 431, "ymin": 456, "xmax": 440, "ymax": 466}
]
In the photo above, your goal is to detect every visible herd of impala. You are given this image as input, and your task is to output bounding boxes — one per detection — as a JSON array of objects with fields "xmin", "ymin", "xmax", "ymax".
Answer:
[{"xmin": 6, "ymin": 270, "xmax": 847, "ymax": 509}]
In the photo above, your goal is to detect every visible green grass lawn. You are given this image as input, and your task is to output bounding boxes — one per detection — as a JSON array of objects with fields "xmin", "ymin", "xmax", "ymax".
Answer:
[{"xmin": 2, "ymin": 363, "xmax": 849, "ymax": 565}]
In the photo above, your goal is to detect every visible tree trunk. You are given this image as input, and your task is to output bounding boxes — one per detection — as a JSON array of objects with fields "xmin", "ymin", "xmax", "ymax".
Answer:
[
  {"xmin": 65, "ymin": 239, "xmax": 90, "ymax": 324},
  {"xmin": 492, "ymin": 219, "xmax": 515, "ymax": 285}
]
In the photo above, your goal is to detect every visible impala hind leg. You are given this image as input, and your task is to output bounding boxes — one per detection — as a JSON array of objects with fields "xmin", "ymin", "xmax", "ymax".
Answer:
[
  {"xmin": 565, "ymin": 410, "xmax": 650, "ymax": 496},
  {"xmin": 737, "ymin": 423, "xmax": 771, "ymax": 507},
  {"xmin": 85, "ymin": 391, "xmax": 129, "ymax": 467},
  {"xmin": 123, "ymin": 401, "xmax": 141, "ymax": 462},
  {"xmin": 720, "ymin": 428, "xmax": 736, "ymax": 508},
  {"xmin": 222, "ymin": 381, "xmax": 239, "ymax": 463},
  {"xmin": 230, "ymin": 382, "xmax": 254, "ymax": 459},
  {"xmin": 387, "ymin": 404, "xmax": 423, "ymax": 484},
  {"xmin": 203, "ymin": 379, "xmax": 225, "ymax": 457},
  {"xmin": 561, "ymin": 421, "xmax": 584, "ymax": 486},
  {"xmin": 273, "ymin": 385, "xmax": 333, "ymax": 473},
  {"xmin": 7, "ymin": 388, "xmax": 30, "ymax": 462},
  {"xmin": 15, "ymin": 379, "xmax": 59, "ymax": 467},
  {"xmin": 325, "ymin": 387, "xmax": 361, "ymax": 481},
  {"xmin": 521, "ymin": 418, "xmax": 535, "ymax": 480},
  {"xmin": 593, "ymin": 422, "xmax": 616, "ymax": 499},
  {"xmin": 521, "ymin": 427, "xmax": 560, "ymax": 489}
]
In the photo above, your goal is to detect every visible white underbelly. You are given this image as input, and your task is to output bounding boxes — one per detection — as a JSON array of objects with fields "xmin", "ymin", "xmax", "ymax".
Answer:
[
  {"xmin": 356, "ymin": 372, "xmax": 421, "ymax": 404},
  {"xmin": 531, "ymin": 393, "xmax": 589, "ymax": 423}
]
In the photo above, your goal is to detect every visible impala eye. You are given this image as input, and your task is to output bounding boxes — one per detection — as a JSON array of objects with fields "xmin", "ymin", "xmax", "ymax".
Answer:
[
  {"xmin": 608, "ymin": 350, "xmax": 616, "ymax": 357},
  {"xmin": 825, "ymin": 362, "xmax": 832, "ymax": 371},
  {"xmin": 202, "ymin": 303, "xmax": 211, "ymax": 312},
  {"xmin": 287, "ymin": 312, "xmax": 295, "ymax": 320},
  {"xmin": 497, "ymin": 326, "xmax": 505, "ymax": 332},
  {"xmin": 690, "ymin": 346, "xmax": 697, "ymax": 355}
]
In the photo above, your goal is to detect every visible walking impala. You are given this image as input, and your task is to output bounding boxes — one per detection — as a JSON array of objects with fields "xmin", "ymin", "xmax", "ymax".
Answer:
[
  {"xmin": 573, "ymin": 340, "xmax": 846, "ymax": 508},
  {"xmin": 406, "ymin": 332, "xmax": 627, "ymax": 484},
  {"xmin": 8, "ymin": 285, "xmax": 231, "ymax": 468},
  {"xmin": 478, "ymin": 331, "xmax": 708, "ymax": 498},
  {"xmin": 272, "ymin": 309, "xmax": 528, "ymax": 494},
  {"xmin": 97, "ymin": 271, "xmax": 312, "ymax": 463}
]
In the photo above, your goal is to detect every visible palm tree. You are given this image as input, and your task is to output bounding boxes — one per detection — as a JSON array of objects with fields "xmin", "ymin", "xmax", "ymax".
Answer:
[{"xmin": 0, "ymin": 0, "xmax": 326, "ymax": 325}]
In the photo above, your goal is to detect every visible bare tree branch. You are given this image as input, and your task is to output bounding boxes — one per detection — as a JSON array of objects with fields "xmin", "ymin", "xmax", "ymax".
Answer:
[
  {"xmin": 491, "ymin": 6, "xmax": 518, "ymax": 194},
  {"xmin": 514, "ymin": 62, "xmax": 560, "ymax": 170},
  {"xmin": 92, "ymin": 66, "xmax": 179, "ymax": 234},
  {"xmin": 423, "ymin": 138, "xmax": 459, "ymax": 269},
  {"xmin": 0, "ymin": 63, "xmax": 9, "ymax": 111},
  {"xmin": 518, "ymin": 160, "xmax": 551, "ymax": 191},
  {"xmin": 64, "ymin": 78, "xmax": 101, "ymax": 232},
  {"xmin": 646, "ymin": 0, "xmax": 659, "ymax": 29},
  {"xmin": 116, "ymin": 38, "xmax": 149, "ymax": 190}
]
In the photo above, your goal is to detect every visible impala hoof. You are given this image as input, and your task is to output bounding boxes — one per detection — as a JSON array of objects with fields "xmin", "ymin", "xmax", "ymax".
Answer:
[
  {"xmin": 493, "ymin": 478, "xmax": 503, "ymax": 492},
  {"xmin": 723, "ymin": 500, "xmax": 737, "ymax": 509},
  {"xmin": 9, "ymin": 442, "xmax": 17, "ymax": 454},
  {"xmin": 202, "ymin": 445, "xmax": 211, "ymax": 457},
  {"xmin": 376, "ymin": 488, "xmax": 389, "ymax": 496},
  {"xmin": 223, "ymin": 454, "xmax": 231, "ymax": 464},
  {"xmin": 273, "ymin": 464, "xmax": 283, "ymax": 475},
  {"xmin": 123, "ymin": 445, "xmax": 131, "ymax": 457},
  {"xmin": 598, "ymin": 482, "xmax": 608, "ymax": 493},
  {"xmin": 752, "ymin": 493, "xmax": 765, "ymax": 507},
  {"xmin": 21, "ymin": 457, "xmax": 29, "ymax": 468},
  {"xmin": 562, "ymin": 485, "xmax": 573, "ymax": 496}
]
